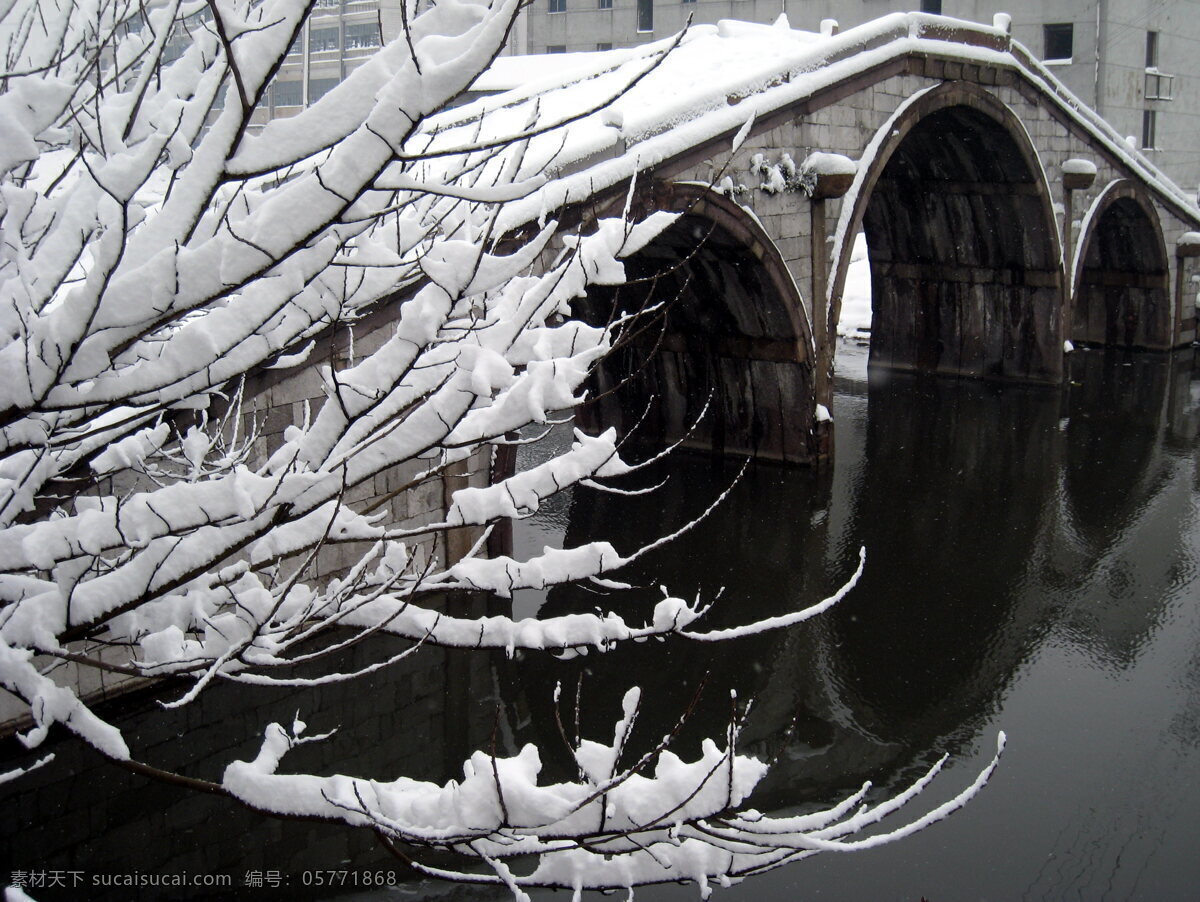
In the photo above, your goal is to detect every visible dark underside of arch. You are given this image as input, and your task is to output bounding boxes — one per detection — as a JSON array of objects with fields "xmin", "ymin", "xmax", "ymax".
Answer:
[
  {"xmin": 1074, "ymin": 197, "xmax": 1171, "ymax": 349},
  {"xmin": 864, "ymin": 105, "xmax": 1062, "ymax": 383},
  {"xmin": 577, "ymin": 213, "xmax": 815, "ymax": 464}
]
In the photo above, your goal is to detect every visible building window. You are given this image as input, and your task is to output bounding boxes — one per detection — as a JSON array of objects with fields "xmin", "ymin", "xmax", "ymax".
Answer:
[
  {"xmin": 1043, "ymin": 23, "xmax": 1073, "ymax": 62},
  {"xmin": 682, "ymin": 0, "xmax": 696, "ymax": 4},
  {"xmin": 547, "ymin": 44, "xmax": 566, "ymax": 53},
  {"xmin": 637, "ymin": 0, "xmax": 652, "ymax": 32},
  {"xmin": 920, "ymin": 0, "xmax": 942, "ymax": 13},
  {"xmin": 596, "ymin": 42, "xmax": 612, "ymax": 51},
  {"xmin": 309, "ymin": 77, "xmax": 339, "ymax": 103},
  {"xmin": 1144, "ymin": 31, "xmax": 1174, "ymax": 100},
  {"xmin": 309, "ymin": 27, "xmax": 339, "ymax": 53},
  {"xmin": 1142, "ymin": 109, "xmax": 1157, "ymax": 149},
  {"xmin": 345, "ymin": 23, "xmax": 381, "ymax": 50},
  {"xmin": 598, "ymin": 0, "xmax": 612, "ymax": 8},
  {"xmin": 273, "ymin": 80, "xmax": 303, "ymax": 107},
  {"xmin": 549, "ymin": 0, "xmax": 565, "ymax": 12},
  {"xmin": 1146, "ymin": 71, "xmax": 1174, "ymax": 100}
]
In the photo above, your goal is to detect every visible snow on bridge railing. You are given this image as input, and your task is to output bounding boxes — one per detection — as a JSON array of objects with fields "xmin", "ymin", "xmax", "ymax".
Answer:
[{"xmin": 461, "ymin": 12, "xmax": 1199, "ymax": 238}]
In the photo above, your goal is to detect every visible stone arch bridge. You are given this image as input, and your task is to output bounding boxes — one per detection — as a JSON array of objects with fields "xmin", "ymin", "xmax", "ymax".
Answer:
[{"xmin": 487, "ymin": 13, "xmax": 1200, "ymax": 464}]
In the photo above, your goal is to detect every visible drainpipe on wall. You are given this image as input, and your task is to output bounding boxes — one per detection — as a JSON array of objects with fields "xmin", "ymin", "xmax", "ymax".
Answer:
[{"xmin": 302, "ymin": 19, "xmax": 310, "ymax": 107}]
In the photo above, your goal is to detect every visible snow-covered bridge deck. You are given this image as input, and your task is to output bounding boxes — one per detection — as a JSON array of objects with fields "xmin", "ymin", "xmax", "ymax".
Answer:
[{"xmin": 454, "ymin": 12, "xmax": 1200, "ymax": 463}]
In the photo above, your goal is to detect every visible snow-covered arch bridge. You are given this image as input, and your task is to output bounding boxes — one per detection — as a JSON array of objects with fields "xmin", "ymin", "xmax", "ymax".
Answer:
[{"xmin": 467, "ymin": 12, "xmax": 1200, "ymax": 463}]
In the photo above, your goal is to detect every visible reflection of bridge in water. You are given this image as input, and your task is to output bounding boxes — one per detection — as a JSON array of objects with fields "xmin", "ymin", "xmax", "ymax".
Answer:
[
  {"xmin": 490, "ymin": 14, "xmax": 1200, "ymax": 463},
  {"xmin": 4, "ymin": 351, "xmax": 1197, "ymax": 900},
  {"xmin": 523, "ymin": 348, "xmax": 1200, "ymax": 822}
]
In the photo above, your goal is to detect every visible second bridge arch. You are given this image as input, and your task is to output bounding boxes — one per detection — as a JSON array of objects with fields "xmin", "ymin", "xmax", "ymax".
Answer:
[{"xmin": 832, "ymin": 83, "xmax": 1065, "ymax": 384}]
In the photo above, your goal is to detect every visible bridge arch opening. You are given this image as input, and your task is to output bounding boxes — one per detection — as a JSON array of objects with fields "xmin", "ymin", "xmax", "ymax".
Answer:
[
  {"xmin": 578, "ymin": 184, "xmax": 816, "ymax": 464},
  {"xmin": 1072, "ymin": 182, "xmax": 1171, "ymax": 350},
  {"xmin": 834, "ymin": 84, "xmax": 1064, "ymax": 383}
]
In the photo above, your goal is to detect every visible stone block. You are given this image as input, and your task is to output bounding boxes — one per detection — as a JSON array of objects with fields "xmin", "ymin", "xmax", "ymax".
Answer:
[
  {"xmin": 407, "ymin": 477, "xmax": 444, "ymax": 516},
  {"xmin": 267, "ymin": 365, "xmax": 328, "ymax": 406}
]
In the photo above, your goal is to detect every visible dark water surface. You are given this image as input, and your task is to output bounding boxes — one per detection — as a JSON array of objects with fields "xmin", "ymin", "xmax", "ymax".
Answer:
[{"xmin": 4, "ymin": 345, "xmax": 1199, "ymax": 901}]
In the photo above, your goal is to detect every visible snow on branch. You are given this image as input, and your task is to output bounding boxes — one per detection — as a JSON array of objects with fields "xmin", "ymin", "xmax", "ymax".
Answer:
[
  {"xmin": 222, "ymin": 691, "xmax": 1005, "ymax": 896},
  {"xmin": 0, "ymin": 2, "xmax": 997, "ymax": 896}
]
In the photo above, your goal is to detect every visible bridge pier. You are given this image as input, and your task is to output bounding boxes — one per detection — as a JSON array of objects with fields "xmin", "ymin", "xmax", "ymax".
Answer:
[
  {"xmin": 1176, "ymin": 235, "xmax": 1200, "ymax": 345},
  {"xmin": 805, "ymin": 156, "xmax": 857, "ymax": 460}
]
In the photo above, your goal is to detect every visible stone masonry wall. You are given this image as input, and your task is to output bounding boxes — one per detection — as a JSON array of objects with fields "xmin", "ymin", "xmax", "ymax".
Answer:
[{"xmin": 0, "ymin": 297, "xmax": 493, "ymax": 735}]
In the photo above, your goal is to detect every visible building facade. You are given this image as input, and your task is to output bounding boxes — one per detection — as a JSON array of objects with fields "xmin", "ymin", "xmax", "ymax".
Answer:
[
  {"xmin": 164, "ymin": 0, "xmax": 406, "ymax": 127},
  {"xmin": 513, "ymin": 1, "xmax": 1200, "ymax": 192},
  {"xmin": 262, "ymin": 0, "xmax": 409, "ymax": 119}
]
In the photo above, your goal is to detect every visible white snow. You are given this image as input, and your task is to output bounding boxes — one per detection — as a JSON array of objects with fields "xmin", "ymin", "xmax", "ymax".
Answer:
[
  {"xmin": 838, "ymin": 232, "xmax": 873, "ymax": 342},
  {"xmin": 803, "ymin": 152, "xmax": 857, "ymax": 177},
  {"xmin": 1063, "ymin": 158, "xmax": 1098, "ymax": 176},
  {"xmin": 437, "ymin": 12, "xmax": 1199, "ymax": 244}
]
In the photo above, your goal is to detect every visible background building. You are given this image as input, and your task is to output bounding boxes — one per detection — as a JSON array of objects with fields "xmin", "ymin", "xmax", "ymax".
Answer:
[
  {"xmin": 165, "ymin": 0, "xmax": 404, "ymax": 126},
  {"xmin": 514, "ymin": 1, "xmax": 1200, "ymax": 192}
]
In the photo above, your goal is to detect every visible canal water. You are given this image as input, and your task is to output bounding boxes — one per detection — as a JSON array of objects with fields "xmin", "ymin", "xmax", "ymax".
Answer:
[{"xmin": 4, "ymin": 343, "xmax": 1199, "ymax": 901}]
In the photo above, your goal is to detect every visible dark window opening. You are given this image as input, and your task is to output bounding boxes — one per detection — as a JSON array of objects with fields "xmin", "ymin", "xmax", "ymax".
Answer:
[
  {"xmin": 637, "ymin": 0, "xmax": 653, "ymax": 32},
  {"xmin": 345, "ymin": 23, "xmax": 381, "ymax": 50},
  {"xmin": 308, "ymin": 77, "xmax": 339, "ymax": 103},
  {"xmin": 598, "ymin": 0, "xmax": 612, "ymax": 8},
  {"xmin": 1043, "ymin": 23, "xmax": 1073, "ymax": 61},
  {"xmin": 309, "ymin": 27, "xmax": 339, "ymax": 53},
  {"xmin": 1142, "ymin": 109, "xmax": 1157, "ymax": 149},
  {"xmin": 921, "ymin": 0, "xmax": 942, "ymax": 13},
  {"xmin": 548, "ymin": 0, "xmax": 565, "ymax": 12},
  {"xmin": 596, "ymin": 42, "xmax": 613, "ymax": 51},
  {"xmin": 1146, "ymin": 31, "xmax": 1159, "ymax": 68},
  {"xmin": 273, "ymin": 80, "xmax": 303, "ymax": 107},
  {"xmin": 547, "ymin": 44, "xmax": 567, "ymax": 53}
]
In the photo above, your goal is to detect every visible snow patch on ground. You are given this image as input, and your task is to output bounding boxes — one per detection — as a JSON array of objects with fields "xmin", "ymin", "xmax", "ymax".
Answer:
[{"xmin": 838, "ymin": 232, "xmax": 872, "ymax": 343}]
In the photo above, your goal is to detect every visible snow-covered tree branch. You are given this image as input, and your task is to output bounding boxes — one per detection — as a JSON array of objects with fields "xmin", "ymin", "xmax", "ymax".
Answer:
[{"xmin": 0, "ymin": 1, "xmax": 998, "ymax": 895}]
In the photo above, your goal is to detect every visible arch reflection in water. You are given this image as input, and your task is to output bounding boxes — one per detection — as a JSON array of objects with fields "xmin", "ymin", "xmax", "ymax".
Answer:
[
  {"xmin": 4, "ymin": 351, "xmax": 1199, "ymax": 901},
  {"xmin": 516, "ymin": 347, "xmax": 1200, "ymax": 900}
]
